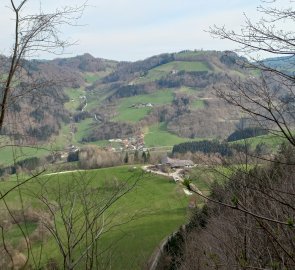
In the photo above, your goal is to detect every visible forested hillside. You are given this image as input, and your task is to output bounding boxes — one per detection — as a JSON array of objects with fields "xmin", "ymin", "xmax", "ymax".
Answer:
[{"xmin": 0, "ymin": 49, "xmax": 287, "ymax": 167}]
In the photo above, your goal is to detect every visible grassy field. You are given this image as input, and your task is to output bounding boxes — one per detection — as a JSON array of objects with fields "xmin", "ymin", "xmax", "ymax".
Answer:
[
  {"xmin": 176, "ymin": 86, "xmax": 201, "ymax": 95},
  {"xmin": 64, "ymin": 87, "xmax": 86, "ymax": 112},
  {"xmin": 50, "ymin": 118, "xmax": 95, "ymax": 148},
  {"xmin": 115, "ymin": 107, "xmax": 151, "ymax": 122},
  {"xmin": 86, "ymin": 87, "xmax": 118, "ymax": 110},
  {"xmin": 0, "ymin": 122, "xmax": 73, "ymax": 167},
  {"xmin": 49, "ymin": 124, "xmax": 72, "ymax": 149},
  {"xmin": 0, "ymin": 117, "xmax": 97, "ymax": 167},
  {"xmin": 187, "ymin": 164, "xmax": 251, "ymax": 196},
  {"xmin": 84, "ymin": 68, "xmax": 116, "ymax": 84},
  {"xmin": 133, "ymin": 69, "xmax": 166, "ymax": 84},
  {"xmin": 152, "ymin": 61, "xmax": 210, "ymax": 73},
  {"xmin": 0, "ymin": 144, "xmax": 51, "ymax": 167},
  {"xmin": 188, "ymin": 167, "xmax": 216, "ymax": 194},
  {"xmin": 84, "ymin": 72, "xmax": 104, "ymax": 84},
  {"xmin": 84, "ymin": 73, "xmax": 100, "ymax": 84},
  {"xmin": 191, "ymin": 99, "xmax": 205, "ymax": 109},
  {"xmin": 230, "ymin": 133, "xmax": 287, "ymax": 152},
  {"xmin": 0, "ymin": 166, "xmax": 189, "ymax": 269},
  {"xmin": 134, "ymin": 60, "xmax": 210, "ymax": 84},
  {"xmin": 73, "ymin": 118, "xmax": 94, "ymax": 143},
  {"xmin": 114, "ymin": 89, "xmax": 174, "ymax": 122},
  {"xmin": 144, "ymin": 123, "xmax": 192, "ymax": 147}
]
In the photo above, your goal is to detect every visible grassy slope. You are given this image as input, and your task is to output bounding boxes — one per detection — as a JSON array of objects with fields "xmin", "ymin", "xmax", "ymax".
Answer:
[
  {"xmin": 82, "ymin": 58, "xmax": 214, "ymax": 144},
  {"xmin": 64, "ymin": 87, "xmax": 86, "ymax": 112},
  {"xmin": 134, "ymin": 59, "xmax": 210, "ymax": 84},
  {"xmin": 86, "ymin": 87, "xmax": 118, "ymax": 110},
  {"xmin": 153, "ymin": 61, "xmax": 210, "ymax": 72},
  {"xmin": 188, "ymin": 165, "xmax": 250, "ymax": 196},
  {"xmin": 144, "ymin": 123, "xmax": 191, "ymax": 147},
  {"xmin": 0, "ymin": 143, "xmax": 50, "ymax": 167},
  {"xmin": 84, "ymin": 67, "xmax": 116, "ymax": 84},
  {"xmin": 84, "ymin": 71, "xmax": 106, "ymax": 84},
  {"xmin": 191, "ymin": 99, "xmax": 205, "ymax": 109},
  {"xmin": 1, "ymin": 166, "xmax": 189, "ymax": 269},
  {"xmin": 53, "ymin": 56, "xmax": 217, "ymax": 147},
  {"xmin": 0, "ymin": 134, "xmax": 67, "ymax": 167},
  {"xmin": 114, "ymin": 89, "xmax": 174, "ymax": 122},
  {"xmin": 73, "ymin": 118, "xmax": 94, "ymax": 143},
  {"xmin": 176, "ymin": 86, "xmax": 201, "ymax": 95},
  {"xmin": 230, "ymin": 133, "xmax": 287, "ymax": 151},
  {"xmin": 115, "ymin": 107, "xmax": 151, "ymax": 123},
  {"xmin": 134, "ymin": 69, "xmax": 166, "ymax": 84}
]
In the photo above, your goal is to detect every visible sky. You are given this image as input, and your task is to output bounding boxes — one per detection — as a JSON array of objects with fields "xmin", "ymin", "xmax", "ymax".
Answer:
[{"xmin": 0, "ymin": 0, "xmax": 283, "ymax": 61}]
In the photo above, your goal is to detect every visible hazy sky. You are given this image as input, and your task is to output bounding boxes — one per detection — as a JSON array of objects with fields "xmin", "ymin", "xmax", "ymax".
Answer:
[{"xmin": 0, "ymin": 0, "xmax": 280, "ymax": 61}]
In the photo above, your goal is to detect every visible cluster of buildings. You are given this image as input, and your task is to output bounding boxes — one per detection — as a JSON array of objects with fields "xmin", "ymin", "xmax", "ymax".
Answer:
[{"xmin": 108, "ymin": 133, "xmax": 146, "ymax": 152}]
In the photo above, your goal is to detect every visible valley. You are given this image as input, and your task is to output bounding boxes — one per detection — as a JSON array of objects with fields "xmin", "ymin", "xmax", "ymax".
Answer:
[
  {"xmin": 2, "ymin": 0, "xmax": 295, "ymax": 268},
  {"xmin": 31, "ymin": 51, "xmax": 247, "ymax": 154},
  {"xmin": 0, "ymin": 50, "xmax": 244, "ymax": 167},
  {"xmin": 0, "ymin": 49, "xmax": 291, "ymax": 269}
]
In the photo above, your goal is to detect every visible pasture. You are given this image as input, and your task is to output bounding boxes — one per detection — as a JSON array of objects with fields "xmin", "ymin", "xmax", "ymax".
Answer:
[{"xmin": 0, "ymin": 166, "xmax": 189, "ymax": 269}]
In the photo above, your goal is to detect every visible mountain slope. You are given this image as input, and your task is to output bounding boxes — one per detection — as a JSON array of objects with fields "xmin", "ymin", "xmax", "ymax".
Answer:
[
  {"xmin": 0, "ymin": 50, "xmax": 259, "ymax": 166},
  {"xmin": 73, "ymin": 50, "xmax": 248, "ymax": 148}
]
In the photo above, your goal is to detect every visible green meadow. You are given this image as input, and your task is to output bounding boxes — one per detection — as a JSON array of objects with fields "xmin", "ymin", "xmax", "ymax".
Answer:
[
  {"xmin": 144, "ymin": 123, "xmax": 191, "ymax": 147},
  {"xmin": 134, "ymin": 60, "xmax": 210, "ymax": 84},
  {"xmin": 64, "ymin": 87, "xmax": 86, "ymax": 112},
  {"xmin": 114, "ymin": 89, "xmax": 174, "ymax": 122},
  {"xmin": 191, "ymin": 99, "xmax": 205, "ymax": 109},
  {"xmin": 152, "ymin": 61, "xmax": 210, "ymax": 73},
  {"xmin": 0, "ymin": 166, "xmax": 189, "ymax": 269},
  {"xmin": 230, "ymin": 133, "xmax": 287, "ymax": 151},
  {"xmin": 0, "ymin": 143, "xmax": 50, "ymax": 167}
]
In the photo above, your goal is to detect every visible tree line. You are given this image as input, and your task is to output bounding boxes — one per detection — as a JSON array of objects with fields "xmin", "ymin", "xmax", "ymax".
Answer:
[{"xmin": 172, "ymin": 140, "xmax": 234, "ymax": 156}]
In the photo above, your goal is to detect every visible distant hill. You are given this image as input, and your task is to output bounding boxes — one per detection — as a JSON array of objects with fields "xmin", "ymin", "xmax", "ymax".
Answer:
[
  {"xmin": 50, "ymin": 53, "xmax": 118, "ymax": 73},
  {"xmin": 263, "ymin": 55, "xmax": 295, "ymax": 75},
  {"xmin": 0, "ymin": 49, "xmax": 278, "ymax": 166},
  {"xmin": 81, "ymin": 50, "xmax": 249, "ymax": 144}
]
